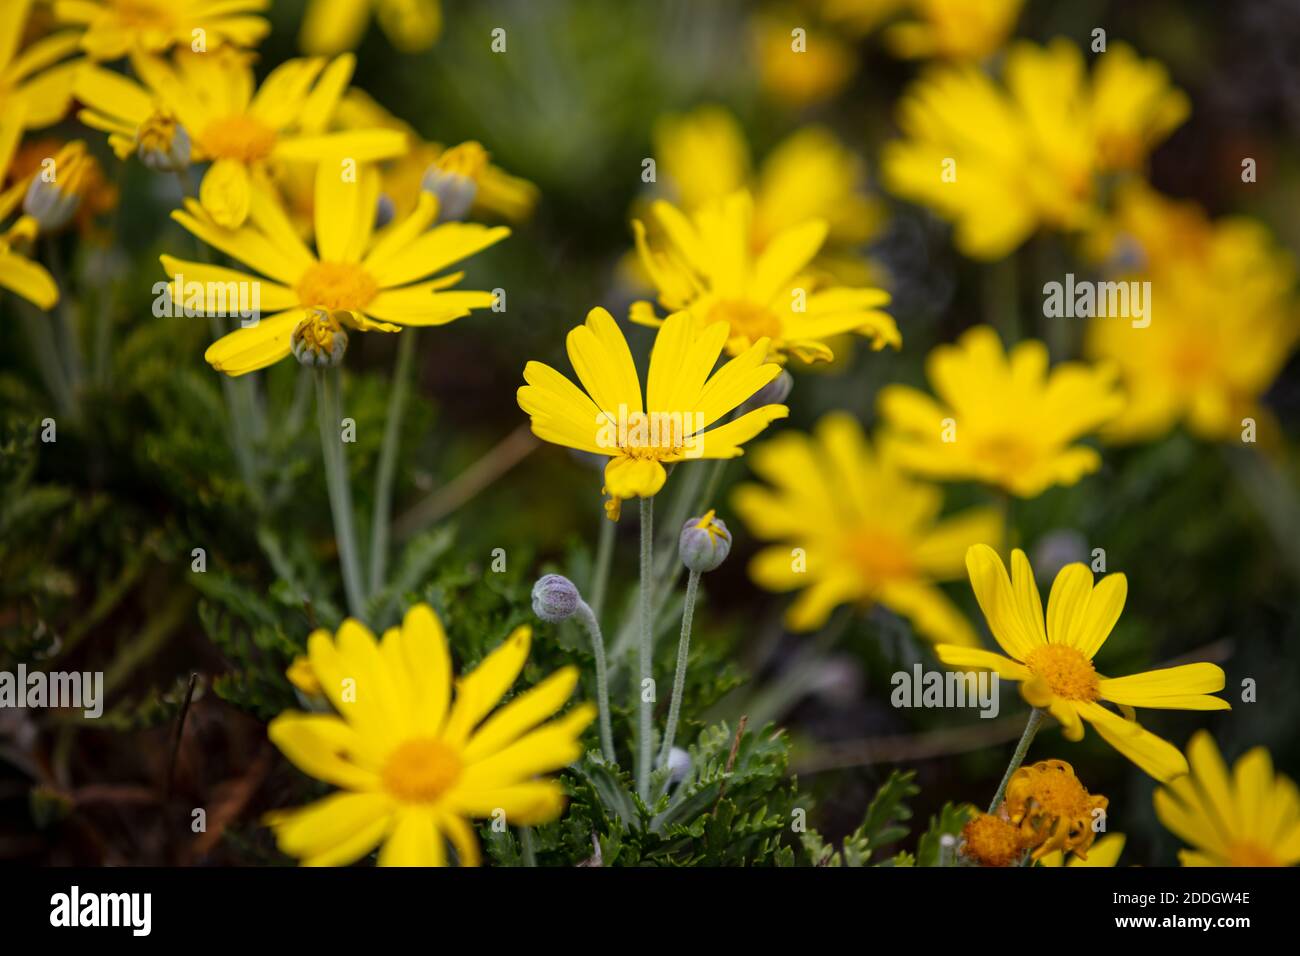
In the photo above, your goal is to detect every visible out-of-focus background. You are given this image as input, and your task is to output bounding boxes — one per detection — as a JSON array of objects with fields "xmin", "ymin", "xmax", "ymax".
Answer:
[{"xmin": 1, "ymin": 0, "xmax": 1297, "ymax": 865}]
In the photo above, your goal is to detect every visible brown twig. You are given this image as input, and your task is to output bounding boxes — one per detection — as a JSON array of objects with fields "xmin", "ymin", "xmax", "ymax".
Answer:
[
  {"xmin": 165, "ymin": 673, "xmax": 199, "ymax": 802},
  {"xmin": 711, "ymin": 715, "xmax": 748, "ymax": 815},
  {"xmin": 393, "ymin": 424, "xmax": 539, "ymax": 539}
]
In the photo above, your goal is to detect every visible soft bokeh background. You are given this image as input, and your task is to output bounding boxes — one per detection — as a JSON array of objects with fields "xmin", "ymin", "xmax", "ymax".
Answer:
[{"xmin": 2, "ymin": 0, "xmax": 1297, "ymax": 864}]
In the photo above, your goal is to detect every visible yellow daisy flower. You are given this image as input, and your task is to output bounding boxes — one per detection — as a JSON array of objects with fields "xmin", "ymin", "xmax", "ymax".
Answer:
[
  {"xmin": 54, "ymin": 0, "xmax": 269, "ymax": 61},
  {"xmin": 882, "ymin": 39, "xmax": 1188, "ymax": 259},
  {"xmin": 631, "ymin": 191, "xmax": 899, "ymax": 364},
  {"xmin": 0, "ymin": 0, "xmax": 82, "ymax": 134},
  {"xmin": 654, "ymin": 105, "xmax": 884, "ymax": 260},
  {"xmin": 1154, "ymin": 731, "xmax": 1300, "ymax": 867},
  {"xmin": 822, "ymin": 0, "xmax": 1023, "ymax": 62},
  {"xmin": 885, "ymin": 0, "xmax": 1024, "ymax": 62},
  {"xmin": 877, "ymin": 326, "xmax": 1124, "ymax": 497},
  {"xmin": 935, "ymin": 545, "xmax": 1229, "ymax": 782},
  {"xmin": 1085, "ymin": 184, "xmax": 1298, "ymax": 444},
  {"xmin": 517, "ymin": 308, "xmax": 790, "ymax": 502},
  {"xmin": 163, "ymin": 161, "xmax": 508, "ymax": 375},
  {"xmin": 752, "ymin": 12, "xmax": 856, "ymax": 109},
  {"xmin": 329, "ymin": 90, "xmax": 537, "ymax": 225},
  {"xmin": 301, "ymin": 0, "xmax": 442, "ymax": 56},
  {"xmin": 266, "ymin": 604, "xmax": 595, "ymax": 867},
  {"xmin": 0, "ymin": 105, "xmax": 58, "ymax": 309},
  {"xmin": 732, "ymin": 412, "xmax": 1000, "ymax": 640},
  {"xmin": 75, "ymin": 48, "xmax": 407, "ymax": 227},
  {"xmin": 1036, "ymin": 832, "xmax": 1125, "ymax": 867}
]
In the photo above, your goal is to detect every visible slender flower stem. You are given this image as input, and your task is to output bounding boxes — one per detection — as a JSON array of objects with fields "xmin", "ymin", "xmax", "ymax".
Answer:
[
  {"xmin": 637, "ymin": 495, "xmax": 654, "ymax": 801},
  {"xmin": 519, "ymin": 826, "xmax": 536, "ymax": 866},
  {"xmin": 653, "ymin": 460, "xmax": 702, "ymax": 581},
  {"xmin": 695, "ymin": 457, "xmax": 728, "ymax": 518},
  {"xmin": 574, "ymin": 599, "xmax": 615, "ymax": 763},
  {"xmin": 657, "ymin": 568, "xmax": 699, "ymax": 769},
  {"xmin": 988, "ymin": 707, "xmax": 1045, "ymax": 814},
  {"xmin": 368, "ymin": 331, "xmax": 416, "ymax": 596},
  {"xmin": 18, "ymin": 302, "xmax": 76, "ymax": 418},
  {"xmin": 177, "ymin": 169, "xmax": 264, "ymax": 502},
  {"xmin": 315, "ymin": 367, "xmax": 367, "ymax": 619},
  {"xmin": 589, "ymin": 510, "xmax": 615, "ymax": 620},
  {"xmin": 44, "ymin": 238, "xmax": 84, "ymax": 399}
]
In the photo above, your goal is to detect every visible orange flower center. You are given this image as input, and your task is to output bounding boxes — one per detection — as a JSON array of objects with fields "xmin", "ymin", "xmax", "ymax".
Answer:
[
  {"xmin": 1225, "ymin": 842, "xmax": 1281, "ymax": 867},
  {"xmin": 845, "ymin": 530, "xmax": 916, "ymax": 587},
  {"xmin": 295, "ymin": 261, "xmax": 379, "ymax": 312},
  {"xmin": 381, "ymin": 738, "xmax": 462, "ymax": 804},
  {"xmin": 200, "ymin": 115, "xmax": 279, "ymax": 164},
  {"xmin": 961, "ymin": 813, "xmax": 1025, "ymax": 867},
  {"xmin": 705, "ymin": 298, "xmax": 782, "ymax": 342},
  {"xmin": 1025, "ymin": 644, "xmax": 1100, "ymax": 701},
  {"xmin": 974, "ymin": 434, "xmax": 1038, "ymax": 475}
]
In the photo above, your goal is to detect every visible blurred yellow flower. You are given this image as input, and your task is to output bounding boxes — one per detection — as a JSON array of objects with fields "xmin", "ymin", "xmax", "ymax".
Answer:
[
  {"xmin": 0, "ymin": 106, "xmax": 58, "ymax": 309},
  {"xmin": 882, "ymin": 39, "xmax": 1188, "ymax": 259},
  {"xmin": 752, "ymin": 12, "xmax": 856, "ymax": 109},
  {"xmin": 1085, "ymin": 184, "xmax": 1298, "ymax": 444},
  {"xmin": 1154, "ymin": 731, "xmax": 1300, "ymax": 867},
  {"xmin": 333, "ymin": 89, "xmax": 537, "ymax": 224},
  {"xmin": 936, "ymin": 545, "xmax": 1229, "ymax": 782},
  {"xmin": 301, "ymin": 0, "xmax": 442, "ymax": 56},
  {"xmin": 823, "ymin": 0, "xmax": 1023, "ymax": 62},
  {"xmin": 54, "ymin": 0, "xmax": 269, "ymax": 60},
  {"xmin": 0, "ymin": 0, "xmax": 81, "ymax": 134},
  {"xmin": 732, "ymin": 412, "xmax": 999, "ymax": 639},
  {"xmin": 518, "ymin": 308, "xmax": 789, "ymax": 502},
  {"xmin": 885, "ymin": 0, "xmax": 1023, "ymax": 61},
  {"xmin": 656, "ymin": 106, "xmax": 883, "ymax": 252},
  {"xmin": 877, "ymin": 326, "xmax": 1123, "ymax": 497},
  {"xmin": 1036, "ymin": 832, "xmax": 1125, "ymax": 867},
  {"xmin": 164, "ymin": 161, "xmax": 508, "ymax": 375},
  {"xmin": 653, "ymin": 105, "xmax": 884, "ymax": 280},
  {"xmin": 631, "ymin": 191, "xmax": 899, "ymax": 364},
  {"xmin": 76, "ymin": 48, "xmax": 407, "ymax": 227},
  {"xmin": 266, "ymin": 604, "xmax": 594, "ymax": 866}
]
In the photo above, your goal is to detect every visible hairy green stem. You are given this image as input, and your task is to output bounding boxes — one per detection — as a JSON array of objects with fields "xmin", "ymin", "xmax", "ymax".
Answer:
[
  {"xmin": 315, "ymin": 368, "xmax": 367, "ymax": 619},
  {"xmin": 637, "ymin": 495, "xmax": 654, "ymax": 801},
  {"xmin": 657, "ymin": 568, "xmax": 699, "ymax": 769},
  {"xmin": 519, "ymin": 825, "xmax": 536, "ymax": 866},
  {"xmin": 988, "ymin": 707, "xmax": 1045, "ymax": 814},
  {"xmin": 368, "ymin": 331, "xmax": 416, "ymax": 596},
  {"xmin": 574, "ymin": 599, "xmax": 616, "ymax": 763}
]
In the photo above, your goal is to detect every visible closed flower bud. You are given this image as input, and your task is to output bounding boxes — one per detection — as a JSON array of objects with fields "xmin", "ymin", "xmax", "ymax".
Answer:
[
  {"xmin": 739, "ymin": 369, "xmax": 793, "ymax": 415},
  {"xmin": 136, "ymin": 112, "xmax": 191, "ymax": 173},
  {"xmin": 291, "ymin": 309, "xmax": 349, "ymax": 368},
  {"xmin": 421, "ymin": 141, "xmax": 488, "ymax": 222},
  {"xmin": 666, "ymin": 746, "xmax": 692, "ymax": 785},
  {"xmin": 23, "ymin": 142, "xmax": 92, "ymax": 234},
  {"xmin": 679, "ymin": 510, "xmax": 731, "ymax": 573},
  {"xmin": 531, "ymin": 573, "xmax": 582, "ymax": 622}
]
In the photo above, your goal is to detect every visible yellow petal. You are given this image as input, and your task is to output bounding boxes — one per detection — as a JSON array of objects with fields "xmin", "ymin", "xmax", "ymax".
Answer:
[{"xmin": 443, "ymin": 625, "xmax": 531, "ymax": 744}]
